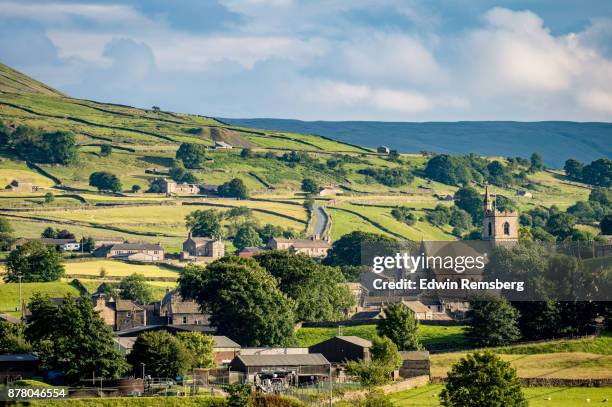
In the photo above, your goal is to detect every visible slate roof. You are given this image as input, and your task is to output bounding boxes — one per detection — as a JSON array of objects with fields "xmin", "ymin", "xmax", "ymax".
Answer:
[
  {"xmin": 234, "ymin": 353, "xmax": 329, "ymax": 367},
  {"xmin": 336, "ymin": 336, "xmax": 373, "ymax": 348},
  {"xmin": 0, "ymin": 354, "xmax": 38, "ymax": 362},
  {"xmin": 213, "ymin": 336, "xmax": 241, "ymax": 348},
  {"xmin": 110, "ymin": 243, "xmax": 163, "ymax": 251},
  {"xmin": 271, "ymin": 238, "xmax": 330, "ymax": 248}
]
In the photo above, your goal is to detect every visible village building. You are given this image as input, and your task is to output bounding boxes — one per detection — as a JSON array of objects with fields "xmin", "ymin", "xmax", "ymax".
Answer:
[
  {"xmin": 159, "ymin": 289, "xmax": 209, "ymax": 326},
  {"xmin": 400, "ymin": 300, "xmax": 434, "ymax": 320},
  {"xmin": 181, "ymin": 233, "xmax": 225, "ymax": 261},
  {"xmin": 5, "ymin": 180, "xmax": 38, "ymax": 193},
  {"xmin": 267, "ymin": 237, "xmax": 331, "ymax": 258},
  {"xmin": 308, "ymin": 336, "xmax": 372, "ymax": 364},
  {"xmin": 158, "ymin": 178, "xmax": 200, "ymax": 194},
  {"xmin": 214, "ymin": 141, "xmax": 233, "ymax": 149},
  {"xmin": 228, "ymin": 354, "xmax": 330, "ymax": 384},
  {"xmin": 92, "ymin": 294, "xmax": 146, "ymax": 331},
  {"xmin": 0, "ymin": 354, "xmax": 40, "ymax": 381},
  {"xmin": 318, "ymin": 186, "xmax": 343, "ymax": 197},
  {"xmin": 482, "ymin": 185, "xmax": 519, "ymax": 246},
  {"xmin": 40, "ymin": 238, "xmax": 81, "ymax": 252},
  {"xmin": 237, "ymin": 246, "xmax": 266, "ymax": 258},
  {"xmin": 98, "ymin": 242, "xmax": 164, "ymax": 262},
  {"xmin": 399, "ymin": 351, "xmax": 431, "ymax": 379}
]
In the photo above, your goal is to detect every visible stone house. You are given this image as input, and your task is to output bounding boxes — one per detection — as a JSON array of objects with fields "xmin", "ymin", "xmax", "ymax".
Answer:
[
  {"xmin": 318, "ymin": 186, "xmax": 343, "ymax": 197},
  {"xmin": 5, "ymin": 180, "xmax": 37, "ymax": 192},
  {"xmin": 159, "ymin": 289, "xmax": 209, "ymax": 325},
  {"xmin": 92, "ymin": 294, "xmax": 146, "ymax": 331},
  {"xmin": 308, "ymin": 336, "xmax": 372, "ymax": 364},
  {"xmin": 100, "ymin": 242, "xmax": 164, "ymax": 262},
  {"xmin": 181, "ymin": 233, "xmax": 225, "ymax": 260},
  {"xmin": 267, "ymin": 237, "xmax": 331, "ymax": 258},
  {"xmin": 158, "ymin": 178, "xmax": 200, "ymax": 194}
]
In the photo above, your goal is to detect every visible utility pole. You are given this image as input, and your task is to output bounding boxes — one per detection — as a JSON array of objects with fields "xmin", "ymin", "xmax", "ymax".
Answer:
[
  {"xmin": 17, "ymin": 273, "xmax": 23, "ymax": 319},
  {"xmin": 328, "ymin": 363, "xmax": 333, "ymax": 407}
]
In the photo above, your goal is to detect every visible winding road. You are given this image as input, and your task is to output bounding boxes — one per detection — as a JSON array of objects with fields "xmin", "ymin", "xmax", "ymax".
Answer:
[{"xmin": 311, "ymin": 204, "xmax": 329, "ymax": 239}]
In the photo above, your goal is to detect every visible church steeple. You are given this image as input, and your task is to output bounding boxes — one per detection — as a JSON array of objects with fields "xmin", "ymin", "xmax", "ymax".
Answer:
[{"xmin": 484, "ymin": 184, "xmax": 494, "ymax": 213}]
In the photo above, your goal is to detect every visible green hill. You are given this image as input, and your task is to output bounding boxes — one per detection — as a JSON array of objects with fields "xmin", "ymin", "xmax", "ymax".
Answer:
[{"xmin": 0, "ymin": 62, "xmax": 596, "ymax": 245}]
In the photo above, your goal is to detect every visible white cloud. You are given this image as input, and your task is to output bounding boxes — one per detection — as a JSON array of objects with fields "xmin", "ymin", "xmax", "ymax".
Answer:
[{"xmin": 578, "ymin": 89, "xmax": 612, "ymax": 114}]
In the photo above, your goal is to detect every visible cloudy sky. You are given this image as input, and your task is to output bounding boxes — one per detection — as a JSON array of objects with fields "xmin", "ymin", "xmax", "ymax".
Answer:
[{"xmin": 1, "ymin": 0, "xmax": 612, "ymax": 121}]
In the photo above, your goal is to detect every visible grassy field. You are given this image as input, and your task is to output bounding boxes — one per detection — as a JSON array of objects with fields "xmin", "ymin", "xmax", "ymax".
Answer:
[
  {"xmin": 495, "ymin": 332, "xmax": 612, "ymax": 355},
  {"xmin": 387, "ymin": 384, "xmax": 612, "ymax": 407},
  {"xmin": 11, "ymin": 395, "xmax": 225, "ymax": 407},
  {"xmin": 64, "ymin": 260, "xmax": 180, "ymax": 279},
  {"xmin": 0, "ymin": 167, "xmax": 56, "ymax": 188},
  {"xmin": 294, "ymin": 324, "xmax": 468, "ymax": 348},
  {"xmin": 0, "ymin": 280, "xmax": 80, "ymax": 316}
]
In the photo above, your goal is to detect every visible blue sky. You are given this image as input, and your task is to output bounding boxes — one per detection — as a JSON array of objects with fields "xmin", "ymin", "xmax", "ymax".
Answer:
[{"xmin": 1, "ymin": 0, "xmax": 611, "ymax": 121}]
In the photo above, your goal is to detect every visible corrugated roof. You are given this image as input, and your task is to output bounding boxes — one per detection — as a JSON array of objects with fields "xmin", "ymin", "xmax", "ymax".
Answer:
[
  {"xmin": 336, "ymin": 336, "xmax": 372, "ymax": 348},
  {"xmin": 235, "ymin": 353, "xmax": 329, "ymax": 367}
]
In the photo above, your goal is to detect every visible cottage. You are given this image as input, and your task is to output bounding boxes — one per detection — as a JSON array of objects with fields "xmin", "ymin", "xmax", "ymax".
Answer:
[
  {"xmin": 400, "ymin": 300, "xmax": 434, "ymax": 320},
  {"xmin": 92, "ymin": 294, "xmax": 146, "ymax": 331},
  {"xmin": 318, "ymin": 187, "xmax": 343, "ymax": 197},
  {"xmin": 267, "ymin": 237, "xmax": 330, "ymax": 258},
  {"xmin": 237, "ymin": 247, "xmax": 266, "ymax": 257},
  {"xmin": 158, "ymin": 178, "xmax": 200, "ymax": 194},
  {"xmin": 228, "ymin": 354, "xmax": 330, "ymax": 384},
  {"xmin": 214, "ymin": 141, "xmax": 233, "ymax": 149},
  {"xmin": 5, "ymin": 180, "xmax": 36, "ymax": 193},
  {"xmin": 159, "ymin": 289, "xmax": 209, "ymax": 325},
  {"xmin": 182, "ymin": 233, "xmax": 225, "ymax": 260},
  {"xmin": 308, "ymin": 336, "xmax": 372, "ymax": 364},
  {"xmin": 40, "ymin": 238, "xmax": 81, "ymax": 252},
  {"xmin": 102, "ymin": 242, "xmax": 164, "ymax": 262}
]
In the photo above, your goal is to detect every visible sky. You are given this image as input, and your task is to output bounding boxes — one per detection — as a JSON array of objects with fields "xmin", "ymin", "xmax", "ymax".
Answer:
[{"xmin": 1, "ymin": 0, "xmax": 612, "ymax": 121}]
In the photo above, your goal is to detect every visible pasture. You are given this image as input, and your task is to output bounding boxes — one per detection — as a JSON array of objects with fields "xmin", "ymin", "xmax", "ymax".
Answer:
[
  {"xmin": 0, "ymin": 281, "xmax": 80, "ymax": 316},
  {"xmin": 63, "ymin": 260, "xmax": 180, "ymax": 279}
]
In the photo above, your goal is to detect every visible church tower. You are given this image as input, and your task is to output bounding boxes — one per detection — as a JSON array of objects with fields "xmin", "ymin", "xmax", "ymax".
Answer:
[{"xmin": 482, "ymin": 185, "xmax": 519, "ymax": 246}]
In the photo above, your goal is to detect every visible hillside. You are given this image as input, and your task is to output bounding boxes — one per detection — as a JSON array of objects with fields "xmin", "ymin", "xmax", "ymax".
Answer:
[
  {"xmin": 223, "ymin": 118, "xmax": 612, "ymax": 168},
  {"xmin": 0, "ymin": 62, "xmax": 598, "ymax": 249}
]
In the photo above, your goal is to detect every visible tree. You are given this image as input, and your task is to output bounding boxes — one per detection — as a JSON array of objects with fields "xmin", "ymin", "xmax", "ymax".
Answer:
[
  {"xmin": 324, "ymin": 231, "xmax": 399, "ymax": 267},
  {"xmin": 185, "ymin": 209, "xmax": 223, "ymax": 239},
  {"xmin": 391, "ymin": 207, "xmax": 416, "ymax": 226},
  {"xmin": 127, "ymin": 331, "xmax": 192, "ymax": 378},
  {"xmin": 169, "ymin": 162, "xmax": 198, "ymax": 184},
  {"xmin": 0, "ymin": 215, "xmax": 14, "ymax": 251},
  {"xmin": 253, "ymin": 250, "xmax": 354, "ymax": 322},
  {"xmin": 370, "ymin": 336, "xmax": 402, "ymax": 369},
  {"xmin": 176, "ymin": 332, "xmax": 215, "ymax": 369},
  {"xmin": 218, "ymin": 178, "xmax": 249, "ymax": 199},
  {"xmin": 225, "ymin": 383, "xmax": 252, "ymax": 407},
  {"xmin": 564, "ymin": 159, "xmax": 583, "ymax": 180},
  {"xmin": 56, "ymin": 229, "xmax": 75, "ymax": 239},
  {"xmin": 467, "ymin": 296, "xmax": 521, "ymax": 347},
  {"xmin": 89, "ymin": 171, "xmax": 122, "ymax": 192},
  {"xmin": 118, "ymin": 273, "xmax": 153, "ymax": 305},
  {"xmin": 601, "ymin": 214, "xmax": 612, "ymax": 235},
  {"xmin": 179, "ymin": 258, "xmax": 296, "ymax": 346},
  {"xmin": 440, "ymin": 351, "xmax": 527, "ymax": 407},
  {"xmin": 240, "ymin": 148, "xmax": 252, "ymax": 159},
  {"xmin": 301, "ymin": 178, "xmax": 320, "ymax": 194},
  {"xmin": 529, "ymin": 152, "xmax": 544, "ymax": 172},
  {"xmin": 25, "ymin": 294, "xmax": 128, "ymax": 381},
  {"xmin": 582, "ymin": 158, "xmax": 612, "ymax": 187},
  {"xmin": 4, "ymin": 240, "xmax": 65, "ymax": 282},
  {"xmin": 176, "ymin": 143, "xmax": 207, "ymax": 169},
  {"xmin": 0, "ymin": 320, "xmax": 31, "ymax": 354},
  {"xmin": 376, "ymin": 303, "xmax": 422, "ymax": 351},
  {"xmin": 41, "ymin": 226, "xmax": 57, "ymax": 238},
  {"xmin": 100, "ymin": 144, "xmax": 112, "ymax": 157},
  {"xmin": 546, "ymin": 212, "xmax": 576, "ymax": 240},
  {"xmin": 12, "ymin": 129, "xmax": 77, "ymax": 165},
  {"xmin": 454, "ymin": 187, "xmax": 483, "ymax": 224},
  {"xmin": 44, "ymin": 192, "xmax": 55, "ymax": 204},
  {"xmin": 0, "ymin": 119, "xmax": 9, "ymax": 145},
  {"xmin": 234, "ymin": 224, "xmax": 263, "ymax": 251},
  {"xmin": 131, "ymin": 184, "xmax": 141, "ymax": 193}
]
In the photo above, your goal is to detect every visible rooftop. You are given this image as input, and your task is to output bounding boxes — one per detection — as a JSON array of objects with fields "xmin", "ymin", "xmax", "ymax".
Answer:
[
  {"xmin": 335, "ymin": 335, "xmax": 373, "ymax": 348},
  {"xmin": 234, "ymin": 353, "xmax": 329, "ymax": 367},
  {"xmin": 110, "ymin": 242, "xmax": 163, "ymax": 251}
]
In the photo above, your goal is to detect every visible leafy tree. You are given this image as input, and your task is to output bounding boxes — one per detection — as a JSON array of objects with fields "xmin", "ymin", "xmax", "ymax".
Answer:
[
  {"xmin": 545, "ymin": 212, "xmax": 576, "ymax": 240},
  {"xmin": 4, "ymin": 240, "xmax": 65, "ymax": 282},
  {"xmin": 12, "ymin": 129, "xmax": 77, "ymax": 165},
  {"xmin": 56, "ymin": 229, "xmax": 75, "ymax": 239},
  {"xmin": 44, "ymin": 192, "xmax": 55, "ymax": 204},
  {"xmin": 529, "ymin": 152, "xmax": 544, "ymax": 172},
  {"xmin": 100, "ymin": 144, "xmax": 112, "ymax": 157},
  {"xmin": 376, "ymin": 303, "xmax": 422, "ymax": 351},
  {"xmin": 257, "ymin": 224, "xmax": 298, "ymax": 243},
  {"xmin": 240, "ymin": 148, "xmax": 252, "ymax": 159},
  {"xmin": 454, "ymin": 187, "xmax": 483, "ymax": 224},
  {"xmin": 169, "ymin": 162, "xmax": 198, "ymax": 184},
  {"xmin": 253, "ymin": 250, "xmax": 354, "ymax": 322},
  {"xmin": 358, "ymin": 390, "xmax": 395, "ymax": 407},
  {"xmin": 358, "ymin": 167, "xmax": 414, "ymax": 187},
  {"xmin": 25, "ymin": 294, "xmax": 128, "ymax": 381},
  {"xmin": 225, "ymin": 383, "xmax": 252, "ymax": 407},
  {"xmin": 127, "ymin": 331, "xmax": 192, "ymax": 378},
  {"xmin": 467, "ymin": 296, "xmax": 521, "ymax": 347},
  {"xmin": 185, "ymin": 209, "xmax": 223, "ymax": 239},
  {"xmin": 440, "ymin": 351, "xmax": 526, "ymax": 407},
  {"xmin": 131, "ymin": 184, "xmax": 141, "ymax": 193},
  {"xmin": 41, "ymin": 226, "xmax": 57, "ymax": 238},
  {"xmin": 0, "ymin": 215, "xmax": 14, "ymax": 251},
  {"xmin": 370, "ymin": 336, "xmax": 402, "ymax": 369},
  {"xmin": 324, "ymin": 231, "xmax": 399, "ymax": 267},
  {"xmin": 118, "ymin": 273, "xmax": 153, "ymax": 305},
  {"xmin": 218, "ymin": 178, "xmax": 249, "ymax": 199},
  {"xmin": 495, "ymin": 195, "xmax": 517, "ymax": 212},
  {"xmin": 301, "ymin": 178, "xmax": 320, "ymax": 194},
  {"xmin": 602, "ymin": 214, "xmax": 612, "ymax": 235},
  {"xmin": 564, "ymin": 159, "xmax": 583, "ymax": 180},
  {"xmin": 234, "ymin": 224, "xmax": 263, "ymax": 251},
  {"xmin": 0, "ymin": 119, "xmax": 9, "ymax": 145},
  {"xmin": 582, "ymin": 158, "xmax": 612, "ymax": 187},
  {"xmin": 424, "ymin": 154, "xmax": 483, "ymax": 186},
  {"xmin": 179, "ymin": 258, "xmax": 296, "ymax": 346},
  {"xmin": 391, "ymin": 207, "xmax": 416, "ymax": 225},
  {"xmin": 176, "ymin": 142, "xmax": 207, "ymax": 168},
  {"xmin": 0, "ymin": 320, "xmax": 31, "ymax": 354},
  {"xmin": 590, "ymin": 187, "xmax": 612, "ymax": 207},
  {"xmin": 176, "ymin": 332, "xmax": 215, "ymax": 369},
  {"xmin": 89, "ymin": 171, "xmax": 122, "ymax": 192}
]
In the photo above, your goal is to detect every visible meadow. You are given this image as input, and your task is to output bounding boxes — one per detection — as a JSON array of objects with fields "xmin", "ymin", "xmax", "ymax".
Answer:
[
  {"xmin": 0, "ymin": 280, "xmax": 80, "ymax": 316},
  {"xmin": 63, "ymin": 260, "xmax": 180, "ymax": 279}
]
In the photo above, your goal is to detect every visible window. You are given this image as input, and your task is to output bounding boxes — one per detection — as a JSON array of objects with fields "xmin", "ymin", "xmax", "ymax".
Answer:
[
  {"xmin": 182, "ymin": 316, "xmax": 188, "ymax": 324},
  {"xmin": 503, "ymin": 222, "xmax": 510, "ymax": 235},
  {"xmin": 488, "ymin": 222, "xmax": 492, "ymax": 236}
]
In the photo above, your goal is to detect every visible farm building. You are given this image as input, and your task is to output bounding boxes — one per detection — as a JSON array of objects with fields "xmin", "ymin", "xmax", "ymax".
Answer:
[
  {"xmin": 92, "ymin": 294, "xmax": 146, "ymax": 331},
  {"xmin": 399, "ymin": 351, "xmax": 430, "ymax": 379},
  {"xmin": 182, "ymin": 233, "xmax": 225, "ymax": 260},
  {"xmin": 228, "ymin": 354, "xmax": 330, "ymax": 384},
  {"xmin": 214, "ymin": 141, "xmax": 233, "ymax": 149},
  {"xmin": 5, "ymin": 180, "xmax": 37, "ymax": 192},
  {"xmin": 93, "ymin": 236, "xmax": 125, "ymax": 249},
  {"xmin": 318, "ymin": 186, "xmax": 343, "ymax": 197},
  {"xmin": 0, "ymin": 354, "xmax": 40, "ymax": 381},
  {"xmin": 237, "ymin": 246, "xmax": 266, "ymax": 257},
  {"xmin": 308, "ymin": 336, "xmax": 372, "ymax": 364},
  {"xmin": 98, "ymin": 242, "xmax": 164, "ymax": 262},
  {"xmin": 267, "ymin": 237, "xmax": 330, "ymax": 258},
  {"xmin": 11, "ymin": 238, "xmax": 80, "ymax": 251},
  {"xmin": 158, "ymin": 178, "xmax": 200, "ymax": 194},
  {"xmin": 400, "ymin": 300, "xmax": 434, "ymax": 320}
]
